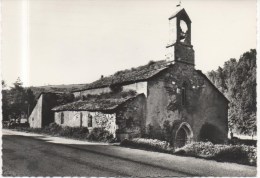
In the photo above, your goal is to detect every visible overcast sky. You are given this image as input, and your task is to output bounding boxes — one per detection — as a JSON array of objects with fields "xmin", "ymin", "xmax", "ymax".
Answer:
[{"xmin": 1, "ymin": 0, "xmax": 257, "ymax": 87}]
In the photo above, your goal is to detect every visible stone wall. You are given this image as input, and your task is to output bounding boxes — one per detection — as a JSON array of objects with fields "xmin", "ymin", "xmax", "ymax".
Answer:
[
  {"xmin": 116, "ymin": 94, "xmax": 147, "ymax": 140},
  {"xmin": 147, "ymin": 62, "xmax": 228, "ymax": 143},
  {"xmin": 73, "ymin": 81, "xmax": 148, "ymax": 99},
  {"xmin": 54, "ymin": 111, "xmax": 116, "ymax": 136},
  {"xmin": 29, "ymin": 95, "xmax": 43, "ymax": 128}
]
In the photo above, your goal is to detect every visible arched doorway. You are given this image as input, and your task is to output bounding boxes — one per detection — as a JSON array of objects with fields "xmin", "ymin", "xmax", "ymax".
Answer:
[
  {"xmin": 174, "ymin": 122, "xmax": 193, "ymax": 149},
  {"xmin": 199, "ymin": 123, "xmax": 223, "ymax": 144},
  {"xmin": 175, "ymin": 127, "xmax": 188, "ymax": 148}
]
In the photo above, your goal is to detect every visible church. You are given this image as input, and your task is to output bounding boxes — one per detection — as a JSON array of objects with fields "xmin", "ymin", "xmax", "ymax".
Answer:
[{"xmin": 28, "ymin": 8, "xmax": 229, "ymax": 148}]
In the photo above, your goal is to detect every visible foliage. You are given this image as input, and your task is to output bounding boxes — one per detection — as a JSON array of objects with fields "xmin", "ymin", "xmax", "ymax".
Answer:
[
  {"xmin": 59, "ymin": 126, "xmax": 89, "ymax": 139},
  {"xmin": 2, "ymin": 78, "xmax": 36, "ymax": 121},
  {"xmin": 2, "ymin": 77, "xmax": 76, "ymax": 122},
  {"xmin": 12, "ymin": 122, "xmax": 92, "ymax": 140},
  {"xmin": 120, "ymin": 138, "xmax": 172, "ymax": 153},
  {"xmin": 207, "ymin": 49, "xmax": 256, "ymax": 135},
  {"xmin": 175, "ymin": 142, "xmax": 256, "ymax": 166},
  {"xmin": 88, "ymin": 127, "xmax": 114, "ymax": 142},
  {"xmin": 144, "ymin": 121, "xmax": 174, "ymax": 143}
]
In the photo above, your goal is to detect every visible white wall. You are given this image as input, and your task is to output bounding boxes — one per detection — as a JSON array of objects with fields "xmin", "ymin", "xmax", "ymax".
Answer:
[
  {"xmin": 73, "ymin": 81, "xmax": 147, "ymax": 98},
  {"xmin": 28, "ymin": 95, "xmax": 43, "ymax": 128},
  {"xmin": 122, "ymin": 81, "xmax": 147, "ymax": 96},
  {"xmin": 54, "ymin": 111, "xmax": 117, "ymax": 137}
]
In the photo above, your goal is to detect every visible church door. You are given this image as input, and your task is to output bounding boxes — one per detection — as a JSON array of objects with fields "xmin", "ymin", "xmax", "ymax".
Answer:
[{"xmin": 175, "ymin": 127, "xmax": 188, "ymax": 148}]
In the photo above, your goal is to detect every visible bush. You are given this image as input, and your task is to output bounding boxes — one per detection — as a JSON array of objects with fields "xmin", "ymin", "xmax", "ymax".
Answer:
[
  {"xmin": 10, "ymin": 122, "xmax": 115, "ymax": 143},
  {"xmin": 174, "ymin": 142, "xmax": 256, "ymax": 166},
  {"xmin": 88, "ymin": 127, "xmax": 114, "ymax": 142},
  {"xmin": 71, "ymin": 127, "xmax": 89, "ymax": 139},
  {"xmin": 58, "ymin": 126, "xmax": 89, "ymax": 139},
  {"xmin": 121, "ymin": 138, "xmax": 172, "ymax": 153},
  {"xmin": 214, "ymin": 145, "xmax": 256, "ymax": 165},
  {"xmin": 44, "ymin": 122, "xmax": 62, "ymax": 135},
  {"xmin": 144, "ymin": 121, "xmax": 174, "ymax": 143}
]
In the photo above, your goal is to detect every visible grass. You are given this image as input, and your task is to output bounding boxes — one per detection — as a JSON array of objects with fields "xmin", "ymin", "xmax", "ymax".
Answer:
[{"xmin": 121, "ymin": 139, "xmax": 256, "ymax": 166}]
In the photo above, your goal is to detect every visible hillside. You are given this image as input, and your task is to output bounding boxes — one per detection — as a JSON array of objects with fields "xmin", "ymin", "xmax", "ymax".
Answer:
[{"xmin": 27, "ymin": 83, "xmax": 87, "ymax": 98}]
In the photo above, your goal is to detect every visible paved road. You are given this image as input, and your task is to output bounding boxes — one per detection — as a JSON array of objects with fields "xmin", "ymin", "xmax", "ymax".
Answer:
[{"xmin": 2, "ymin": 130, "xmax": 256, "ymax": 177}]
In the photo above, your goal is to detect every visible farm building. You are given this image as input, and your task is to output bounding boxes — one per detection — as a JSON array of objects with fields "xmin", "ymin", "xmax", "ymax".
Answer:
[{"xmin": 28, "ymin": 8, "xmax": 229, "ymax": 148}]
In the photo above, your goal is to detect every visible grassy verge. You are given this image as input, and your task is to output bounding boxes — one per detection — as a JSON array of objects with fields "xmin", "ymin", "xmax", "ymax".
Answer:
[
  {"xmin": 6, "ymin": 123, "xmax": 115, "ymax": 143},
  {"xmin": 121, "ymin": 138, "xmax": 173, "ymax": 153},
  {"xmin": 121, "ymin": 139, "xmax": 256, "ymax": 166},
  {"xmin": 175, "ymin": 142, "xmax": 256, "ymax": 166}
]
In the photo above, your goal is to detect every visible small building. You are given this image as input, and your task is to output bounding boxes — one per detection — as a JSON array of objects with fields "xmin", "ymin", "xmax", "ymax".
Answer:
[
  {"xmin": 28, "ymin": 92, "xmax": 74, "ymax": 128},
  {"xmin": 52, "ymin": 92, "xmax": 146, "ymax": 139}
]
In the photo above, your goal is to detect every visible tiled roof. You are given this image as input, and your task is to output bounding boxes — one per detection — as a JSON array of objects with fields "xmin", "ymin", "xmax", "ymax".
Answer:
[
  {"xmin": 73, "ymin": 60, "xmax": 173, "ymax": 92},
  {"xmin": 52, "ymin": 91, "xmax": 142, "ymax": 112}
]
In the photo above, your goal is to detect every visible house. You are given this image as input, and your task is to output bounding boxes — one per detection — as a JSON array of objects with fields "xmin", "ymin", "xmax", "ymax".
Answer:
[
  {"xmin": 28, "ymin": 92, "xmax": 74, "ymax": 128},
  {"xmin": 29, "ymin": 8, "xmax": 229, "ymax": 148},
  {"xmin": 52, "ymin": 91, "xmax": 146, "ymax": 139}
]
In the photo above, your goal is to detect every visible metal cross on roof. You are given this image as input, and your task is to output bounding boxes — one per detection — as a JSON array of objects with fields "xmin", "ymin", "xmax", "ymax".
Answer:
[{"xmin": 176, "ymin": 0, "xmax": 182, "ymax": 7}]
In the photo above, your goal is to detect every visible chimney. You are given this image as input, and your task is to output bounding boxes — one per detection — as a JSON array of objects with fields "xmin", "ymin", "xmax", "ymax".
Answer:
[{"xmin": 101, "ymin": 75, "xmax": 104, "ymax": 79}]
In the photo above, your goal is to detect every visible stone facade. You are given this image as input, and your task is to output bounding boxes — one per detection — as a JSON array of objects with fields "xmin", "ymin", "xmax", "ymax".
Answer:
[
  {"xmin": 54, "ymin": 111, "xmax": 117, "ymax": 136},
  {"xmin": 146, "ymin": 62, "xmax": 228, "ymax": 146},
  {"xmin": 115, "ymin": 94, "xmax": 146, "ymax": 140},
  {"xmin": 52, "ymin": 94, "xmax": 146, "ymax": 140}
]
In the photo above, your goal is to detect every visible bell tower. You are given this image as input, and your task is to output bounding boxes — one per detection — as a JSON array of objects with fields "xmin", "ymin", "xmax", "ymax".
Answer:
[{"xmin": 166, "ymin": 8, "xmax": 195, "ymax": 65}]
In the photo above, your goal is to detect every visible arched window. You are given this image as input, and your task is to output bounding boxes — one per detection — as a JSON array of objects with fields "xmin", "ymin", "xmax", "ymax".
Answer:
[
  {"xmin": 88, "ymin": 114, "xmax": 93, "ymax": 127},
  {"xmin": 61, "ymin": 112, "xmax": 64, "ymax": 124},
  {"xmin": 181, "ymin": 82, "xmax": 187, "ymax": 106}
]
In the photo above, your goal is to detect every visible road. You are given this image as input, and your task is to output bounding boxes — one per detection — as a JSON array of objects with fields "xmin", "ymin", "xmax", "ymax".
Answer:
[{"xmin": 2, "ymin": 129, "xmax": 256, "ymax": 177}]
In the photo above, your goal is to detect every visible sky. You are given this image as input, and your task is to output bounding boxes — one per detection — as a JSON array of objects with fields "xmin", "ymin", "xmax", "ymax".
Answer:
[{"xmin": 1, "ymin": 0, "xmax": 257, "ymax": 87}]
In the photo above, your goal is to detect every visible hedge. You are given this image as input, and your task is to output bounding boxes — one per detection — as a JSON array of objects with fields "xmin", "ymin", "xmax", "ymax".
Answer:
[
  {"xmin": 174, "ymin": 142, "xmax": 256, "ymax": 166},
  {"xmin": 11, "ymin": 122, "xmax": 114, "ymax": 143},
  {"xmin": 121, "ymin": 138, "xmax": 172, "ymax": 153}
]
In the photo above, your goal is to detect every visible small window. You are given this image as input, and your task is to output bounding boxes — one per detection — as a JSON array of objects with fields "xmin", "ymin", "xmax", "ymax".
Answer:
[
  {"xmin": 61, "ymin": 112, "xmax": 64, "ymax": 124},
  {"xmin": 88, "ymin": 114, "xmax": 92, "ymax": 127},
  {"xmin": 181, "ymin": 82, "xmax": 187, "ymax": 106},
  {"xmin": 32, "ymin": 117, "xmax": 34, "ymax": 121}
]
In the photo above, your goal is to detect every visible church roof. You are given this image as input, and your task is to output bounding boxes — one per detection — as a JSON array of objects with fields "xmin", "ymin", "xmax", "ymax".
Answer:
[
  {"xmin": 73, "ymin": 60, "xmax": 173, "ymax": 92},
  {"xmin": 168, "ymin": 8, "xmax": 191, "ymax": 22},
  {"xmin": 52, "ymin": 91, "xmax": 143, "ymax": 112},
  {"xmin": 70, "ymin": 59, "xmax": 228, "ymax": 102}
]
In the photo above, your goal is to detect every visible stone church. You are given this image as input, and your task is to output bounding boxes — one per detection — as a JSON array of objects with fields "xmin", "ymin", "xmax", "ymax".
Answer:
[{"xmin": 29, "ymin": 8, "xmax": 229, "ymax": 148}]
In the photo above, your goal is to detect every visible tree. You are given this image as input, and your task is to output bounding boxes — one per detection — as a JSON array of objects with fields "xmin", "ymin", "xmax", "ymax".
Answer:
[
  {"xmin": 207, "ymin": 49, "xmax": 256, "ymax": 135},
  {"xmin": 2, "ymin": 78, "xmax": 36, "ymax": 122}
]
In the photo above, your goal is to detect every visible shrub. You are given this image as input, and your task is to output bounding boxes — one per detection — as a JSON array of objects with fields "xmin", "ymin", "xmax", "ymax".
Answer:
[
  {"xmin": 47, "ymin": 122, "xmax": 62, "ymax": 134},
  {"xmin": 174, "ymin": 142, "xmax": 256, "ymax": 166},
  {"xmin": 71, "ymin": 127, "xmax": 89, "ymax": 139},
  {"xmin": 59, "ymin": 126, "xmax": 75, "ymax": 137},
  {"xmin": 214, "ymin": 144, "xmax": 256, "ymax": 166},
  {"xmin": 144, "ymin": 121, "xmax": 174, "ymax": 143},
  {"xmin": 145, "ymin": 124, "xmax": 164, "ymax": 140},
  {"xmin": 88, "ymin": 127, "xmax": 114, "ymax": 142},
  {"xmin": 121, "ymin": 138, "xmax": 172, "ymax": 153}
]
